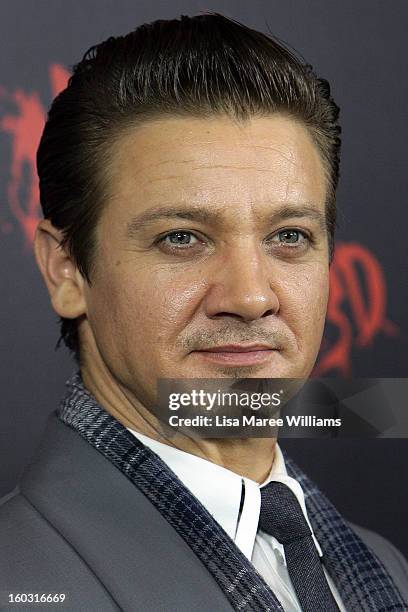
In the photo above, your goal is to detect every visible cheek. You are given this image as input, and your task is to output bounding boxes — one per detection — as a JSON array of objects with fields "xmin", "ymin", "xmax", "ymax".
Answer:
[
  {"xmin": 91, "ymin": 265, "xmax": 207, "ymax": 348},
  {"xmin": 147, "ymin": 274, "xmax": 208, "ymax": 331}
]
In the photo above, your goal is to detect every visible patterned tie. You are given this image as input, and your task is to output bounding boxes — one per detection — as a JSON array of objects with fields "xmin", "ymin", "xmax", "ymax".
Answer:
[{"xmin": 259, "ymin": 481, "xmax": 340, "ymax": 612}]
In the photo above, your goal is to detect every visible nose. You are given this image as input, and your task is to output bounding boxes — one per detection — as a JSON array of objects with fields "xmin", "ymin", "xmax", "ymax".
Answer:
[{"xmin": 204, "ymin": 244, "xmax": 280, "ymax": 322}]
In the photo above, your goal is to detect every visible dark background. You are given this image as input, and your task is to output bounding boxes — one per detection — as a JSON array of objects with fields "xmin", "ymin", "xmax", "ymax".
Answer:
[{"xmin": 1, "ymin": 0, "xmax": 407, "ymax": 556}]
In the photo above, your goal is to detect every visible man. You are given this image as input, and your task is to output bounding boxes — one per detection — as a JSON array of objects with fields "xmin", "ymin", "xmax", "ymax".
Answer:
[{"xmin": 1, "ymin": 13, "xmax": 407, "ymax": 612}]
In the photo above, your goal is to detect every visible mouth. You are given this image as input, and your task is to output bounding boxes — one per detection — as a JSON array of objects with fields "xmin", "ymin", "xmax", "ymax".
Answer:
[{"xmin": 191, "ymin": 344, "xmax": 279, "ymax": 366}]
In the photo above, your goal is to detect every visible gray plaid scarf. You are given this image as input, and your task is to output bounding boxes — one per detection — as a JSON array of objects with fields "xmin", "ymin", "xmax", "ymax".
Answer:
[{"xmin": 58, "ymin": 372, "xmax": 407, "ymax": 611}]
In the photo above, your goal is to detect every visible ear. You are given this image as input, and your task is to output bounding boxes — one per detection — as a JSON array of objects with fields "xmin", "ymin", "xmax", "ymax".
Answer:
[{"xmin": 33, "ymin": 219, "xmax": 87, "ymax": 319}]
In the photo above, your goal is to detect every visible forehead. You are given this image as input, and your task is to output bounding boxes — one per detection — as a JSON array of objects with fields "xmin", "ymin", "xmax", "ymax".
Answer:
[{"xmin": 103, "ymin": 114, "xmax": 327, "ymax": 220}]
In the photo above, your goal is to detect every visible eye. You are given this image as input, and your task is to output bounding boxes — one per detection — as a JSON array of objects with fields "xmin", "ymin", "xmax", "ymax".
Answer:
[
  {"xmin": 269, "ymin": 228, "xmax": 309, "ymax": 247},
  {"xmin": 157, "ymin": 230, "xmax": 203, "ymax": 251}
]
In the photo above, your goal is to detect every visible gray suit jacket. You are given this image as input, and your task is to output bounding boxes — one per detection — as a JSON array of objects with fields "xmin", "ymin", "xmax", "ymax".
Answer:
[{"xmin": 1, "ymin": 413, "xmax": 407, "ymax": 611}]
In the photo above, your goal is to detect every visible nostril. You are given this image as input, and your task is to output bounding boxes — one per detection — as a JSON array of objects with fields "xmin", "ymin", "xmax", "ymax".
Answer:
[
  {"xmin": 262, "ymin": 309, "xmax": 275, "ymax": 317},
  {"xmin": 213, "ymin": 312, "xmax": 243, "ymax": 320}
]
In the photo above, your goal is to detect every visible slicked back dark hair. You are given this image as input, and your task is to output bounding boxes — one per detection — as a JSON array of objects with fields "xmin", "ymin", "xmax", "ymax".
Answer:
[{"xmin": 37, "ymin": 13, "xmax": 341, "ymax": 364}]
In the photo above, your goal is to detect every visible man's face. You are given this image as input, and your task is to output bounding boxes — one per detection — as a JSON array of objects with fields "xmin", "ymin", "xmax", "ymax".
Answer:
[{"xmin": 82, "ymin": 115, "xmax": 329, "ymax": 407}]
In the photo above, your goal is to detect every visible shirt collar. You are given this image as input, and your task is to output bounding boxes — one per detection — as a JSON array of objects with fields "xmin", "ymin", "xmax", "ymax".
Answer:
[{"xmin": 127, "ymin": 429, "xmax": 322, "ymax": 560}]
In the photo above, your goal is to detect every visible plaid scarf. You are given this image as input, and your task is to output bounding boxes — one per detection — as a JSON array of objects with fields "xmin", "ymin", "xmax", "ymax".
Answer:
[{"xmin": 58, "ymin": 372, "xmax": 407, "ymax": 611}]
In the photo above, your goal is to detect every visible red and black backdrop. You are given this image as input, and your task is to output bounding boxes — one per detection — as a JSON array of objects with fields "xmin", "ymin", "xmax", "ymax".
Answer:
[{"xmin": 1, "ymin": 1, "xmax": 407, "ymax": 555}]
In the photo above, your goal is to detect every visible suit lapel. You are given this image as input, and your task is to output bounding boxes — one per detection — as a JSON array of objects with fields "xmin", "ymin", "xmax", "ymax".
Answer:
[
  {"xmin": 21, "ymin": 414, "xmax": 237, "ymax": 611},
  {"xmin": 56, "ymin": 374, "xmax": 285, "ymax": 611}
]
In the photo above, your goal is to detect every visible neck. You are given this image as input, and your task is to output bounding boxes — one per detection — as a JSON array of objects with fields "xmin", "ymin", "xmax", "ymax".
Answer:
[{"xmin": 80, "ymin": 364, "xmax": 276, "ymax": 485}]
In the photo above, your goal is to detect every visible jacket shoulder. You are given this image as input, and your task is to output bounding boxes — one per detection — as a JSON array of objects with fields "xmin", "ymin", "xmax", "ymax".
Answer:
[{"xmin": 0, "ymin": 488, "xmax": 119, "ymax": 611}]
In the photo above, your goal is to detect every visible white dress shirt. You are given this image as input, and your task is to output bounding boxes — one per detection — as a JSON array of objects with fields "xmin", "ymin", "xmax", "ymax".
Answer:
[{"xmin": 127, "ymin": 428, "xmax": 346, "ymax": 612}]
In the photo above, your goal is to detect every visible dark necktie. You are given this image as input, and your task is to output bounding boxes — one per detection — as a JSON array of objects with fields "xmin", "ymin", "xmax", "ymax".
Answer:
[{"xmin": 259, "ymin": 481, "xmax": 340, "ymax": 612}]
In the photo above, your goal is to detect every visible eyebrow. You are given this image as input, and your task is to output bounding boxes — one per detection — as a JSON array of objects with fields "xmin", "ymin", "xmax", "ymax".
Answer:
[{"xmin": 125, "ymin": 204, "xmax": 327, "ymax": 238}]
